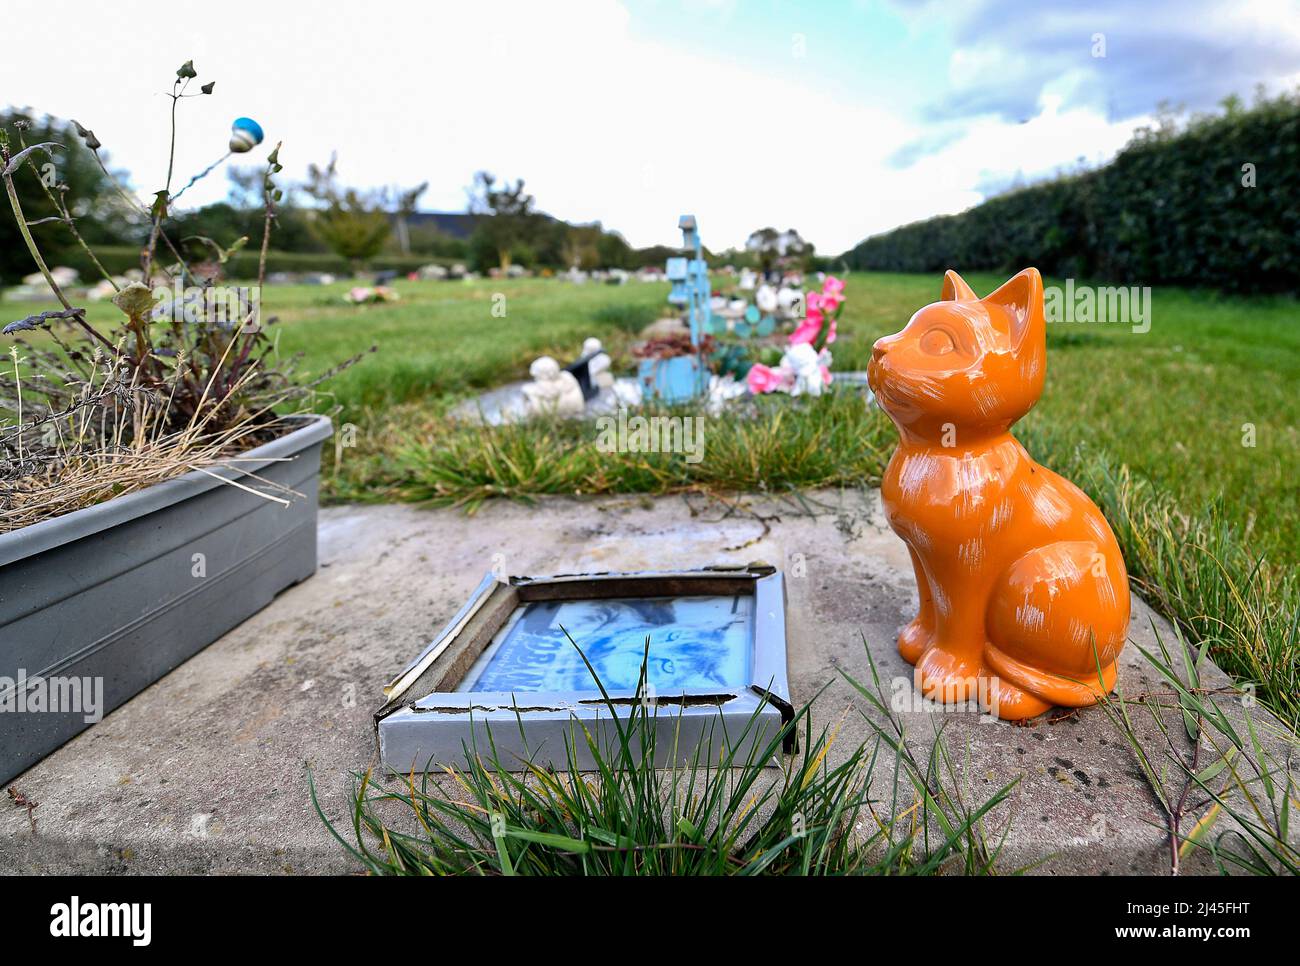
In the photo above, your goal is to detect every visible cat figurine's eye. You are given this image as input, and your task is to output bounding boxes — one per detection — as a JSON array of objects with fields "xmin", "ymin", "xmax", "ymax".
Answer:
[{"xmin": 920, "ymin": 327, "xmax": 957, "ymax": 355}]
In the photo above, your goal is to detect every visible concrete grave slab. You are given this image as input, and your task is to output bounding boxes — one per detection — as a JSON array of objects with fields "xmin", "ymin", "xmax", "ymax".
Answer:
[{"xmin": 0, "ymin": 489, "xmax": 1292, "ymax": 874}]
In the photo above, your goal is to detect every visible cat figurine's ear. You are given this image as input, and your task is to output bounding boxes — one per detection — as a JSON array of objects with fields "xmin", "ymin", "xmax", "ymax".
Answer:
[
  {"xmin": 941, "ymin": 269, "xmax": 977, "ymax": 301},
  {"xmin": 984, "ymin": 267, "xmax": 1045, "ymax": 355}
]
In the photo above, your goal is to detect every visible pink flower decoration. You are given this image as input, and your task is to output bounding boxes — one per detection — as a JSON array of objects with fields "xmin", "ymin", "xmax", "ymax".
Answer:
[
  {"xmin": 790, "ymin": 315, "xmax": 822, "ymax": 345},
  {"xmin": 824, "ymin": 317, "xmax": 837, "ymax": 345},
  {"xmin": 806, "ymin": 291, "xmax": 823, "ymax": 313},
  {"xmin": 823, "ymin": 275, "xmax": 845, "ymax": 297},
  {"xmin": 747, "ymin": 363, "xmax": 784, "ymax": 394},
  {"xmin": 820, "ymin": 365, "xmax": 833, "ymax": 385}
]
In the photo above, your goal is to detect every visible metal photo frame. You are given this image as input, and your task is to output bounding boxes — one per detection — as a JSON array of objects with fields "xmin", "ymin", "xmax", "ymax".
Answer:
[{"xmin": 375, "ymin": 564, "xmax": 792, "ymax": 772}]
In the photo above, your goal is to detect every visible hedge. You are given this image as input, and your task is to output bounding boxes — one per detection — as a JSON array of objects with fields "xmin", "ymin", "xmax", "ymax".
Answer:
[{"xmin": 842, "ymin": 92, "xmax": 1300, "ymax": 294}]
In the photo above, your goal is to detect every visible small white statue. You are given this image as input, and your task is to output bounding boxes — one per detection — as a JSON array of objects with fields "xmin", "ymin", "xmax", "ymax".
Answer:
[
  {"xmin": 780, "ymin": 342, "xmax": 830, "ymax": 397},
  {"xmin": 522, "ymin": 356, "xmax": 586, "ymax": 415},
  {"xmin": 739, "ymin": 268, "xmax": 758, "ymax": 291},
  {"xmin": 777, "ymin": 286, "xmax": 804, "ymax": 319},
  {"xmin": 582, "ymin": 337, "xmax": 614, "ymax": 390},
  {"xmin": 756, "ymin": 283, "xmax": 778, "ymax": 315}
]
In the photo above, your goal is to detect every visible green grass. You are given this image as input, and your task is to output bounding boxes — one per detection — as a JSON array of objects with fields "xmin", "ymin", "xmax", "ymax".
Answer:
[
  {"xmin": 265, "ymin": 276, "xmax": 669, "ymax": 412},
  {"xmin": 355, "ymin": 393, "xmax": 897, "ymax": 509},
  {"xmin": 218, "ymin": 271, "xmax": 1297, "ymax": 567},
  {"xmin": 1098, "ymin": 623, "xmax": 1299, "ymax": 876},
  {"xmin": 7, "ymin": 271, "xmax": 1294, "ymax": 563},
  {"xmin": 1035, "ymin": 440, "xmax": 1300, "ymax": 726}
]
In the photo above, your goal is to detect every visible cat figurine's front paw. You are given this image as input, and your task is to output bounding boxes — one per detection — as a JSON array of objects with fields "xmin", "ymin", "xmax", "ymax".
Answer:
[
  {"xmin": 913, "ymin": 643, "xmax": 984, "ymax": 704},
  {"xmin": 897, "ymin": 616, "xmax": 932, "ymax": 665}
]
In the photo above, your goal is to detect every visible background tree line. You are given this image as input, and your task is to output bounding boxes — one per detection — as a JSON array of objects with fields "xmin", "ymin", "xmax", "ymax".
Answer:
[{"xmin": 0, "ymin": 112, "xmax": 706, "ymax": 281}]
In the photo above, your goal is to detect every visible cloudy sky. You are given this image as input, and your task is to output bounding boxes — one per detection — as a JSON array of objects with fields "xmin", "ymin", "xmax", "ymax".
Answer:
[{"xmin": 5, "ymin": 0, "xmax": 1299, "ymax": 253}]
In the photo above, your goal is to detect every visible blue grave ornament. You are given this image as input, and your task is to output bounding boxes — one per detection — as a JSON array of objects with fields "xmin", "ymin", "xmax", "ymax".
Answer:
[
  {"xmin": 744, "ymin": 305, "xmax": 760, "ymax": 324},
  {"xmin": 639, "ymin": 214, "xmax": 713, "ymax": 403},
  {"xmin": 666, "ymin": 256, "xmax": 690, "ymax": 305},
  {"xmin": 229, "ymin": 117, "xmax": 265, "ymax": 154}
]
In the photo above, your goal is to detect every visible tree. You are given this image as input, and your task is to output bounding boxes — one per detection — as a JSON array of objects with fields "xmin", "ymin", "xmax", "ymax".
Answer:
[
  {"xmin": 561, "ymin": 223, "xmax": 602, "ymax": 270},
  {"xmin": 221, "ymin": 169, "xmax": 323, "ymax": 253},
  {"xmin": 303, "ymin": 154, "xmax": 390, "ymax": 269},
  {"xmin": 392, "ymin": 181, "xmax": 428, "ymax": 256},
  {"xmin": 745, "ymin": 226, "xmax": 811, "ymax": 275},
  {"xmin": 596, "ymin": 229, "xmax": 632, "ymax": 269},
  {"xmin": 466, "ymin": 171, "xmax": 536, "ymax": 272},
  {"xmin": 0, "ymin": 110, "xmax": 135, "ymax": 284}
]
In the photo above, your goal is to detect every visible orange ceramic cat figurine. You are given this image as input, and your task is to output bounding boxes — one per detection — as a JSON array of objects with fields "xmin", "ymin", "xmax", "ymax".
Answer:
[{"xmin": 867, "ymin": 268, "xmax": 1130, "ymax": 720}]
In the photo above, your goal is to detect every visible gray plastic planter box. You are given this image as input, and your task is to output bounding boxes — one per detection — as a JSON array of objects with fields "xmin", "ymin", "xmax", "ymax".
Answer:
[{"xmin": 0, "ymin": 415, "xmax": 332, "ymax": 784}]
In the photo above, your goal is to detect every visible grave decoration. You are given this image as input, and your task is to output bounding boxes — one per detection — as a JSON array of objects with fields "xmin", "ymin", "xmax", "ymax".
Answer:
[
  {"xmin": 522, "ymin": 356, "xmax": 586, "ymax": 416},
  {"xmin": 228, "ymin": 116, "xmax": 265, "ymax": 153},
  {"xmin": 561, "ymin": 337, "xmax": 613, "ymax": 402},
  {"xmin": 637, "ymin": 215, "xmax": 822, "ymax": 396},
  {"xmin": 583, "ymin": 337, "xmax": 614, "ymax": 391},
  {"xmin": 343, "ymin": 285, "xmax": 400, "ymax": 305},
  {"xmin": 638, "ymin": 215, "xmax": 711, "ymax": 403},
  {"xmin": 868, "ymin": 268, "xmax": 1131, "ymax": 721},
  {"xmin": 376, "ymin": 565, "xmax": 793, "ymax": 771},
  {"xmin": 744, "ymin": 275, "xmax": 843, "ymax": 396}
]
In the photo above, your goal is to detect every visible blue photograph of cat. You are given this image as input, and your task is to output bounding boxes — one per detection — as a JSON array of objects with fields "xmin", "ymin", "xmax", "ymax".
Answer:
[{"xmin": 462, "ymin": 594, "xmax": 753, "ymax": 694}]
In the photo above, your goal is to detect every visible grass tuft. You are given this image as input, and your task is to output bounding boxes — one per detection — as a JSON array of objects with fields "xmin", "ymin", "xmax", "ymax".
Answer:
[
  {"xmin": 314, "ymin": 638, "xmax": 1018, "ymax": 876},
  {"xmin": 389, "ymin": 392, "xmax": 894, "ymax": 512},
  {"xmin": 1032, "ymin": 436, "xmax": 1300, "ymax": 727},
  {"xmin": 1097, "ymin": 623, "xmax": 1299, "ymax": 875}
]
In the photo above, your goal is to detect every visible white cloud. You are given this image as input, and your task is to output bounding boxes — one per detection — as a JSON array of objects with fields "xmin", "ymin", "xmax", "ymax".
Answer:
[{"xmin": 1, "ymin": 0, "xmax": 1286, "ymax": 254}]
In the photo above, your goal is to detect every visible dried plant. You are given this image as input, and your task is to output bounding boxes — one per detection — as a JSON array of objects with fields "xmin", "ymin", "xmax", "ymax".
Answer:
[{"xmin": 0, "ymin": 64, "xmax": 365, "ymax": 531}]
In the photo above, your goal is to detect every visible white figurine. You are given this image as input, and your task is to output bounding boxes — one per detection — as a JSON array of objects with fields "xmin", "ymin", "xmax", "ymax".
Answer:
[
  {"xmin": 780, "ymin": 342, "xmax": 830, "ymax": 397},
  {"xmin": 756, "ymin": 283, "xmax": 778, "ymax": 315},
  {"xmin": 777, "ymin": 286, "xmax": 804, "ymax": 319},
  {"xmin": 582, "ymin": 337, "xmax": 614, "ymax": 390},
  {"xmin": 522, "ymin": 356, "xmax": 586, "ymax": 416}
]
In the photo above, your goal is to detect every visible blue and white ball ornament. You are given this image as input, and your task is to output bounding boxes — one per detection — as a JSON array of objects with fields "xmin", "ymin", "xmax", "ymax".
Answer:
[{"xmin": 228, "ymin": 117, "xmax": 264, "ymax": 154}]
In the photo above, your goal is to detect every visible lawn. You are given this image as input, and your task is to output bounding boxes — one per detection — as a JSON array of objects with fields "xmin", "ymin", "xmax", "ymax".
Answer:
[
  {"xmin": 6, "ymin": 272, "xmax": 1294, "ymax": 561},
  {"xmin": 5, "ymin": 272, "xmax": 1295, "ymax": 564},
  {"xmin": 264, "ymin": 277, "xmax": 670, "ymax": 412},
  {"xmin": 196, "ymin": 272, "xmax": 1296, "ymax": 570}
]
